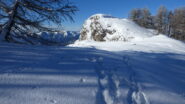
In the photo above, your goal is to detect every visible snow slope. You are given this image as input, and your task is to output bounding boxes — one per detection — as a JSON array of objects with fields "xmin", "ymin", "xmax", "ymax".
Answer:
[
  {"xmin": 80, "ymin": 14, "xmax": 154, "ymax": 41},
  {"xmin": 0, "ymin": 14, "xmax": 185, "ymax": 104},
  {"xmin": 73, "ymin": 35, "xmax": 185, "ymax": 104},
  {"xmin": 0, "ymin": 35, "xmax": 185, "ymax": 104},
  {"xmin": 73, "ymin": 35, "xmax": 185, "ymax": 54},
  {"xmin": 0, "ymin": 43, "xmax": 98, "ymax": 104}
]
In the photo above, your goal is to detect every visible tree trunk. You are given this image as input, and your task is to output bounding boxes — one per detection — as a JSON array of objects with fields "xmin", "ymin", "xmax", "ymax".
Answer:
[{"xmin": 0, "ymin": 0, "xmax": 19, "ymax": 41}]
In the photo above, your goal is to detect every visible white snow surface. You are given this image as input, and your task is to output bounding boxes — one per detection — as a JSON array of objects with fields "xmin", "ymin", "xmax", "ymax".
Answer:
[
  {"xmin": 73, "ymin": 35, "xmax": 185, "ymax": 54},
  {"xmin": 0, "ymin": 15, "xmax": 185, "ymax": 104},
  {"xmin": 1, "ymin": 35, "xmax": 185, "ymax": 104},
  {"xmin": 81, "ymin": 14, "xmax": 154, "ymax": 41}
]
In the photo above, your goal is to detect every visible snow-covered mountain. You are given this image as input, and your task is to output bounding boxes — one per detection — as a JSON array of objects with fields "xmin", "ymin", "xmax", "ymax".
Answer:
[
  {"xmin": 12, "ymin": 31, "xmax": 80, "ymax": 45},
  {"xmin": 80, "ymin": 14, "xmax": 154, "ymax": 41},
  {"xmin": 37, "ymin": 31, "xmax": 80, "ymax": 45}
]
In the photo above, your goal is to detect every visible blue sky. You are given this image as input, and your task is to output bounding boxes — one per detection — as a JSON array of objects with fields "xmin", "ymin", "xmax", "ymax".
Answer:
[{"xmin": 63, "ymin": 0, "xmax": 185, "ymax": 31}]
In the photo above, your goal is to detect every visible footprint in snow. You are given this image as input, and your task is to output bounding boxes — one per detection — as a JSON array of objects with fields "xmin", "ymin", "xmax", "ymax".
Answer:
[
  {"xmin": 88, "ymin": 57, "xmax": 104, "ymax": 63},
  {"xmin": 98, "ymin": 57, "xmax": 104, "ymax": 61},
  {"xmin": 31, "ymin": 86, "xmax": 39, "ymax": 89},
  {"xmin": 88, "ymin": 57, "xmax": 97, "ymax": 62},
  {"xmin": 80, "ymin": 78, "xmax": 86, "ymax": 83},
  {"xmin": 50, "ymin": 99, "xmax": 57, "ymax": 104},
  {"xmin": 44, "ymin": 98, "xmax": 57, "ymax": 104}
]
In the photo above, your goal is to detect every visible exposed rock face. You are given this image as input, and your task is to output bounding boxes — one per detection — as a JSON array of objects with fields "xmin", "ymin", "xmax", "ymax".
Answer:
[
  {"xmin": 80, "ymin": 14, "xmax": 116, "ymax": 41},
  {"xmin": 80, "ymin": 14, "xmax": 154, "ymax": 42}
]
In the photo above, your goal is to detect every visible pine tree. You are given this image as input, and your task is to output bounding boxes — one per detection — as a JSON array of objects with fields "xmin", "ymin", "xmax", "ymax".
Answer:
[{"xmin": 0, "ymin": 0, "xmax": 78, "ymax": 42}]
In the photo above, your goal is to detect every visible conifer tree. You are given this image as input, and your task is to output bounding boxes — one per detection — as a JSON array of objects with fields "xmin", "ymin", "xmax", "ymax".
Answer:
[{"xmin": 0, "ymin": 0, "xmax": 78, "ymax": 42}]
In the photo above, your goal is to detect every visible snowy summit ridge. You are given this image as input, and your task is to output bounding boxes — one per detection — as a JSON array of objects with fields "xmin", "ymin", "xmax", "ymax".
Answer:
[{"xmin": 80, "ymin": 14, "xmax": 154, "ymax": 41}]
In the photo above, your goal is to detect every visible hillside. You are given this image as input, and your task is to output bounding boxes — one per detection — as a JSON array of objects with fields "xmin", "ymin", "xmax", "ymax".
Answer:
[{"xmin": 80, "ymin": 14, "xmax": 154, "ymax": 41}]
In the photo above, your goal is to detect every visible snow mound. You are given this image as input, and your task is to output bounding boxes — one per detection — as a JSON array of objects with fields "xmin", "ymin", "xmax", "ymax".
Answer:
[{"xmin": 80, "ymin": 14, "xmax": 154, "ymax": 41}]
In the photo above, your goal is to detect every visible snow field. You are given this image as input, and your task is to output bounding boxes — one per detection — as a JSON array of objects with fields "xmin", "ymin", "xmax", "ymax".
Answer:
[{"xmin": 0, "ymin": 14, "xmax": 185, "ymax": 104}]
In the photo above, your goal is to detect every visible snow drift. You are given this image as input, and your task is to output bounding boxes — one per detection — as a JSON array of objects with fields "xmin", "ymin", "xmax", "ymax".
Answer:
[{"xmin": 80, "ymin": 14, "xmax": 154, "ymax": 41}]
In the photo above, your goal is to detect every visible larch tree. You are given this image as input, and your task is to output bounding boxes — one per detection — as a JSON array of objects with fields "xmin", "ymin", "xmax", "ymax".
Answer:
[
  {"xmin": 171, "ymin": 7, "xmax": 185, "ymax": 40},
  {"xmin": 167, "ymin": 11, "xmax": 173, "ymax": 36},
  {"xmin": 141, "ymin": 8, "xmax": 153, "ymax": 28},
  {"xmin": 0, "ymin": 0, "xmax": 78, "ymax": 42},
  {"xmin": 155, "ymin": 6, "xmax": 169, "ymax": 34},
  {"xmin": 129, "ymin": 8, "xmax": 141, "ymax": 25},
  {"xmin": 129, "ymin": 8, "xmax": 153, "ymax": 29}
]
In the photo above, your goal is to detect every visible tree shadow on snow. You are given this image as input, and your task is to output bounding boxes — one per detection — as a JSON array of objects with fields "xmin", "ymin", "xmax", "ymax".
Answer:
[{"xmin": 0, "ymin": 43, "xmax": 185, "ymax": 104}]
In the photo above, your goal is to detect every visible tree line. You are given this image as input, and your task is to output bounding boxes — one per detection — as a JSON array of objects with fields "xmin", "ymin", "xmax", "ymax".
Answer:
[{"xmin": 129, "ymin": 6, "xmax": 185, "ymax": 41}]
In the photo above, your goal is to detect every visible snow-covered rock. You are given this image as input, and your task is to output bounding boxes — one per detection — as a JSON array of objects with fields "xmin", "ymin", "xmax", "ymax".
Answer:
[{"xmin": 80, "ymin": 14, "xmax": 154, "ymax": 41}]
